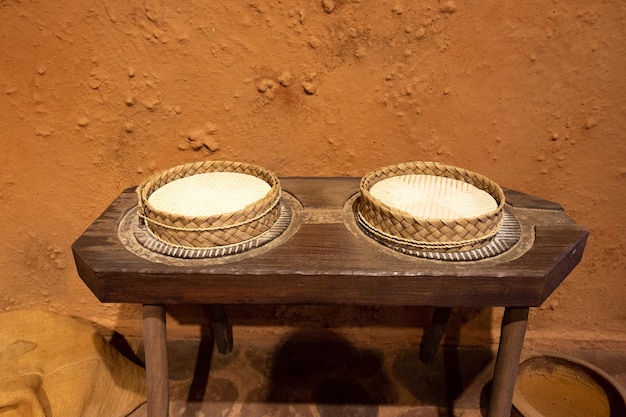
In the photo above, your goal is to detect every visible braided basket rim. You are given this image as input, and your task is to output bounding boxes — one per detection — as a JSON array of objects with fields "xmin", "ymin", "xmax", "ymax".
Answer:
[
  {"xmin": 358, "ymin": 161, "xmax": 505, "ymax": 245},
  {"xmin": 136, "ymin": 160, "xmax": 281, "ymax": 230}
]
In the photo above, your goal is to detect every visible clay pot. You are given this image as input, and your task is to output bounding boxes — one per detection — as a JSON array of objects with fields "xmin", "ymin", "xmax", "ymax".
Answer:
[{"xmin": 513, "ymin": 354, "xmax": 626, "ymax": 417}]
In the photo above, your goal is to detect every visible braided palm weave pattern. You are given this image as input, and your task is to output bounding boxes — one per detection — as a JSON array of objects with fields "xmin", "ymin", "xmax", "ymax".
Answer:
[
  {"xmin": 358, "ymin": 161, "xmax": 505, "ymax": 251},
  {"xmin": 136, "ymin": 161, "xmax": 281, "ymax": 248}
]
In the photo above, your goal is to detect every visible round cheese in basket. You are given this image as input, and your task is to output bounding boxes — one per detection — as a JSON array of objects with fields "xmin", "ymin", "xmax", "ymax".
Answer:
[
  {"xmin": 368, "ymin": 174, "xmax": 497, "ymax": 220},
  {"xmin": 148, "ymin": 172, "xmax": 272, "ymax": 218},
  {"xmin": 136, "ymin": 161, "xmax": 281, "ymax": 248},
  {"xmin": 358, "ymin": 161, "xmax": 505, "ymax": 251}
]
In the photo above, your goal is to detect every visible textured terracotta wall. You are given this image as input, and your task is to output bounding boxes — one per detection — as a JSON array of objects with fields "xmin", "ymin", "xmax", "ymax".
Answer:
[{"xmin": 1, "ymin": 0, "xmax": 624, "ymax": 350}]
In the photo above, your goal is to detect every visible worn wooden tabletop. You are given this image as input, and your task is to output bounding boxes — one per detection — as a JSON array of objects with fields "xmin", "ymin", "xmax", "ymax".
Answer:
[{"xmin": 72, "ymin": 177, "xmax": 588, "ymax": 307}]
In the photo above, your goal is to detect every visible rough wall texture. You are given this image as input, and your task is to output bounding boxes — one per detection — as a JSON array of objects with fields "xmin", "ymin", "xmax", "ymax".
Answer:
[{"xmin": 1, "ymin": 0, "xmax": 625, "ymax": 350}]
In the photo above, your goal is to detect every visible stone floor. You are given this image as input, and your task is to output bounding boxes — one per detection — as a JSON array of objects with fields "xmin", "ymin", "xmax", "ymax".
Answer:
[{"xmin": 124, "ymin": 329, "xmax": 626, "ymax": 417}]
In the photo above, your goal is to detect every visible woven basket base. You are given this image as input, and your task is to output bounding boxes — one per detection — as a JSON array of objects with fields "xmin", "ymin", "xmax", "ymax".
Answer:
[
  {"xmin": 356, "ymin": 203, "xmax": 520, "ymax": 262},
  {"xmin": 133, "ymin": 199, "xmax": 292, "ymax": 259}
]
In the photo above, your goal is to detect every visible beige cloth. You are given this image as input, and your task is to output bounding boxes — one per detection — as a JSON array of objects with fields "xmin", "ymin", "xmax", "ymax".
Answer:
[{"xmin": 0, "ymin": 310, "xmax": 146, "ymax": 417}]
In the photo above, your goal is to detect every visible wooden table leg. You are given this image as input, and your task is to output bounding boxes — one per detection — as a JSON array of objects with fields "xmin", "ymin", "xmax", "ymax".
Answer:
[
  {"xmin": 488, "ymin": 306, "xmax": 529, "ymax": 417},
  {"xmin": 420, "ymin": 307, "xmax": 452, "ymax": 364},
  {"xmin": 143, "ymin": 304, "xmax": 169, "ymax": 417},
  {"xmin": 208, "ymin": 304, "xmax": 233, "ymax": 354}
]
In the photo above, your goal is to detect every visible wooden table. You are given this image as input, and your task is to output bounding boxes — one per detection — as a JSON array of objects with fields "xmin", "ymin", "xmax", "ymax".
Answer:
[{"xmin": 72, "ymin": 177, "xmax": 588, "ymax": 417}]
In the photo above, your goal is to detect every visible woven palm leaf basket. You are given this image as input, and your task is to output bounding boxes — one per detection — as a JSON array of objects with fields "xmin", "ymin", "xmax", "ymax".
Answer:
[
  {"xmin": 136, "ymin": 160, "xmax": 281, "ymax": 248},
  {"xmin": 358, "ymin": 161, "xmax": 505, "ymax": 252}
]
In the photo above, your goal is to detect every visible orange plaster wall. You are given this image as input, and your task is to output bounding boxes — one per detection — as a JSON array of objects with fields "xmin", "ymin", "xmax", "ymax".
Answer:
[{"xmin": 1, "ymin": 0, "xmax": 625, "ymax": 350}]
